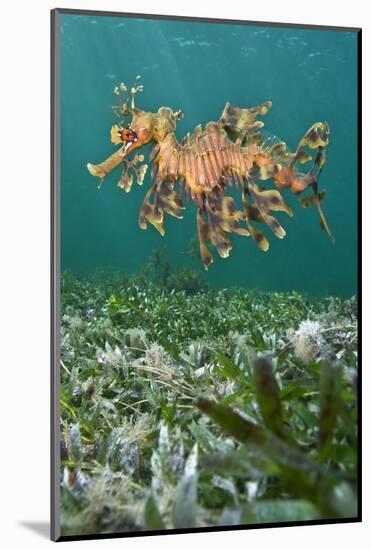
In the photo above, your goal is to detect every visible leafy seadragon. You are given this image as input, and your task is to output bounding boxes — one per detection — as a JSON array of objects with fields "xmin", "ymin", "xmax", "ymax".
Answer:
[{"xmin": 87, "ymin": 77, "xmax": 333, "ymax": 269}]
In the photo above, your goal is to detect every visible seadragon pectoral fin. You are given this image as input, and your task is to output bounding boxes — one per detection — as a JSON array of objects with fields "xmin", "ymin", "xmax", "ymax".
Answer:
[
  {"xmin": 202, "ymin": 200, "xmax": 232, "ymax": 260},
  {"xmin": 196, "ymin": 194, "xmax": 250, "ymax": 268},
  {"xmin": 138, "ymin": 185, "xmax": 165, "ymax": 236},
  {"xmin": 155, "ymin": 181, "xmax": 185, "ymax": 219},
  {"xmin": 206, "ymin": 195, "xmax": 250, "ymax": 238},
  {"xmin": 247, "ymin": 181, "xmax": 292, "ymax": 239},
  {"xmin": 196, "ymin": 190, "xmax": 254, "ymax": 268},
  {"xmin": 208, "ymin": 226, "xmax": 233, "ymax": 259},
  {"xmin": 139, "ymin": 180, "xmax": 186, "ymax": 237},
  {"xmin": 197, "ymin": 209, "xmax": 213, "ymax": 270},
  {"xmin": 242, "ymin": 186, "xmax": 269, "ymax": 252}
]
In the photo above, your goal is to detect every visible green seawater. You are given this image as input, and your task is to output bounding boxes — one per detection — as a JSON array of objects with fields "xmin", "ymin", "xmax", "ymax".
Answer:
[{"xmin": 60, "ymin": 14, "xmax": 358, "ymax": 297}]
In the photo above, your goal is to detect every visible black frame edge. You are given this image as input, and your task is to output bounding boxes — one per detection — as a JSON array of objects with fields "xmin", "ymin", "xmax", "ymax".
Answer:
[
  {"xmin": 53, "ymin": 7, "xmax": 361, "ymax": 32},
  {"xmin": 50, "ymin": 7, "xmax": 55, "ymax": 542},
  {"xmin": 356, "ymin": 27, "xmax": 362, "ymax": 523},
  {"xmin": 51, "ymin": 7, "xmax": 61, "ymax": 543},
  {"xmin": 56, "ymin": 516, "xmax": 361, "ymax": 543}
]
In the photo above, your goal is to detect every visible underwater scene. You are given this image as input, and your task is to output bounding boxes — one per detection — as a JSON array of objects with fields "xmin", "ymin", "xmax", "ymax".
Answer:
[{"xmin": 58, "ymin": 12, "xmax": 359, "ymax": 537}]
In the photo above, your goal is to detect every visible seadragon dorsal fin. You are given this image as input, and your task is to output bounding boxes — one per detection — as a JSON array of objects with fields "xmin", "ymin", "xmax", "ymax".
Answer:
[{"xmin": 220, "ymin": 101, "xmax": 272, "ymax": 144}]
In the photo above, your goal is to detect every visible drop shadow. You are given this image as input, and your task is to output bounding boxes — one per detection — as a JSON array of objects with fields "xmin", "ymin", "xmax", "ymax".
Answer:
[{"xmin": 19, "ymin": 521, "xmax": 50, "ymax": 539}]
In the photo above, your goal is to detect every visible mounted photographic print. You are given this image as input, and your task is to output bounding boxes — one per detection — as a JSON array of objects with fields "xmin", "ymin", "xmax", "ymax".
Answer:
[{"xmin": 51, "ymin": 8, "xmax": 361, "ymax": 541}]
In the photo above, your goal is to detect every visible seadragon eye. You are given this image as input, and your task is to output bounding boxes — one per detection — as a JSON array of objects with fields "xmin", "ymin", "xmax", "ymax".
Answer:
[
  {"xmin": 116, "ymin": 127, "xmax": 139, "ymax": 156},
  {"xmin": 118, "ymin": 127, "xmax": 138, "ymax": 144}
]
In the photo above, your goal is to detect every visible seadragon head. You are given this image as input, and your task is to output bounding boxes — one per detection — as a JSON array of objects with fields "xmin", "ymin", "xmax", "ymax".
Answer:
[{"xmin": 87, "ymin": 77, "xmax": 182, "ymax": 184}]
